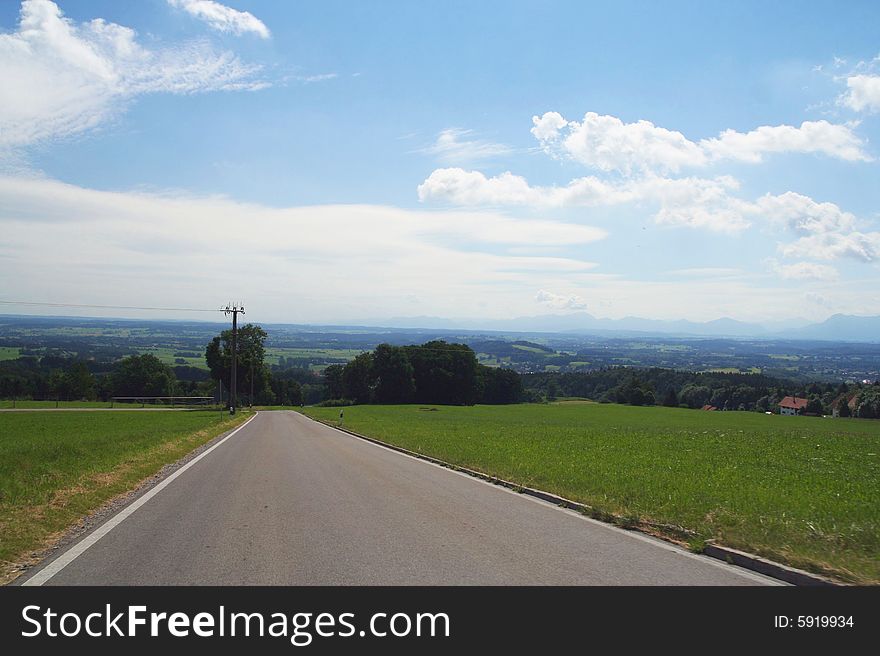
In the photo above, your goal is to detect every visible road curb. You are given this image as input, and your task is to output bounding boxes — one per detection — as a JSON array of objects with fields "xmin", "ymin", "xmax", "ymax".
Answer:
[
  {"xmin": 701, "ymin": 544, "xmax": 836, "ymax": 587},
  {"xmin": 307, "ymin": 414, "xmax": 839, "ymax": 587}
]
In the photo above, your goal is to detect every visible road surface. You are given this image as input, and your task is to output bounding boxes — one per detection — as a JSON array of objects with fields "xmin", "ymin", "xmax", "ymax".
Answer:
[{"xmin": 19, "ymin": 411, "xmax": 779, "ymax": 585}]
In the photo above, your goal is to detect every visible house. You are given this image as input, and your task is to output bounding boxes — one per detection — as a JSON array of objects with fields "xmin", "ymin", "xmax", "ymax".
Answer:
[
  {"xmin": 779, "ymin": 396, "xmax": 808, "ymax": 416},
  {"xmin": 701, "ymin": 404, "xmax": 718, "ymax": 411},
  {"xmin": 831, "ymin": 394, "xmax": 858, "ymax": 418}
]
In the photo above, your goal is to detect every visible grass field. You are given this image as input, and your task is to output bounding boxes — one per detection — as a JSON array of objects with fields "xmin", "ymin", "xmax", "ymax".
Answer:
[
  {"xmin": 133, "ymin": 346, "xmax": 208, "ymax": 369},
  {"xmin": 0, "ymin": 409, "xmax": 248, "ymax": 583},
  {"xmin": 303, "ymin": 403, "xmax": 880, "ymax": 583},
  {"xmin": 0, "ymin": 347, "xmax": 20, "ymax": 361}
]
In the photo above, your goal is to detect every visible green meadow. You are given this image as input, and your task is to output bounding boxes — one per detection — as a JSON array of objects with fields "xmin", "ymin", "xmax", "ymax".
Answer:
[
  {"xmin": 303, "ymin": 402, "xmax": 880, "ymax": 583},
  {"xmin": 0, "ymin": 410, "xmax": 248, "ymax": 583}
]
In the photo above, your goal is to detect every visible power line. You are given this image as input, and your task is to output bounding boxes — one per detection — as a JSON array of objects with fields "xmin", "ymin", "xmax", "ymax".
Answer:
[{"xmin": 0, "ymin": 300, "xmax": 221, "ymax": 313}]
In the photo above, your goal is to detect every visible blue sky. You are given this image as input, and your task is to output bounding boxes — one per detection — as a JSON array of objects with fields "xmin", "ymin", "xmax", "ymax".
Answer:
[{"xmin": 1, "ymin": 0, "xmax": 879, "ymax": 325}]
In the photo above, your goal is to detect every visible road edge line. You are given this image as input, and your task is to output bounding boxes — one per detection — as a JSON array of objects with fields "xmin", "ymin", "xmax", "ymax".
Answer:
[
  {"xmin": 21, "ymin": 412, "xmax": 258, "ymax": 586},
  {"xmin": 303, "ymin": 413, "xmax": 837, "ymax": 587}
]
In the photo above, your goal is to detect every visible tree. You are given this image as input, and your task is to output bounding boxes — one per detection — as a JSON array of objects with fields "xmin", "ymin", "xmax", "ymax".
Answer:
[
  {"xmin": 47, "ymin": 369, "xmax": 72, "ymax": 401},
  {"xmin": 546, "ymin": 379, "xmax": 560, "ymax": 402},
  {"xmin": 342, "ymin": 352, "xmax": 374, "ymax": 404},
  {"xmin": 110, "ymin": 354, "xmax": 176, "ymax": 397},
  {"xmin": 855, "ymin": 388, "xmax": 880, "ymax": 419},
  {"xmin": 679, "ymin": 385, "xmax": 711, "ymax": 409},
  {"xmin": 661, "ymin": 387, "xmax": 678, "ymax": 407},
  {"xmin": 837, "ymin": 397, "xmax": 851, "ymax": 418},
  {"xmin": 479, "ymin": 366, "xmax": 523, "ymax": 404},
  {"xmin": 404, "ymin": 341, "xmax": 480, "ymax": 405},
  {"xmin": 65, "ymin": 361, "xmax": 96, "ymax": 400},
  {"xmin": 372, "ymin": 344, "xmax": 415, "ymax": 404},
  {"xmin": 269, "ymin": 376, "xmax": 303, "ymax": 405},
  {"xmin": 323, "ymin": 364, "xmax": 345, "ymax": 400},
  {"xmin": 805, "ymin": 395, "xmax": 824, "ymax": 416},
  {"xmin": 205, "ymin": 323, "xmax": 270, "ymax": 404}
]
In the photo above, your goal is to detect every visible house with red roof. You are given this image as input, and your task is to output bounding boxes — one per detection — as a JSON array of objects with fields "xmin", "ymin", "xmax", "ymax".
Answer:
[{"xmin": 779, "ymin": 396, "xmax": 808, "ymax": 416}]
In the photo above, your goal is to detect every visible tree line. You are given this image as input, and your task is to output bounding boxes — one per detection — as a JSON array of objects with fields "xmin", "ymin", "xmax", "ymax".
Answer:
[
  {"xmin": 321, "ymin": 341, "xmax": 523, "ymax": 406},
  {"xmin": 523, "ymin": 368, "xmax": 880, "ymax": 417},
  {"xmin": 3, "ymin": 323, "xmax": 877, "ymax": 417}
]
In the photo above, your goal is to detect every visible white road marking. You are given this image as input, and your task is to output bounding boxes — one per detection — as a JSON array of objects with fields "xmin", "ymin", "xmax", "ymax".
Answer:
[{"xmin": 22, "ymin": 413, "xmax": 258, "ymax": 586}]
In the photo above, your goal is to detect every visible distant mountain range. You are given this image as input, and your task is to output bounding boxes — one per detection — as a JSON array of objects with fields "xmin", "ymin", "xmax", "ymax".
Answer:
[{"xmin": 368, "ymin": 313, "xmax": 880, "ymax": 342}]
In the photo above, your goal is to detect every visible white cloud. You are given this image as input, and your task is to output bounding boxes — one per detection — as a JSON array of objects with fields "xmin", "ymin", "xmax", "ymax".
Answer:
[
  {"xmin": 3, "ymin": 176, "xmax": 876, "ymax": 323},
  {"xmin": 535, "ymin": 289, "xmax": 588, "ymax": 311},
  {"xmin": 840, "ymin": 74, "xmax": 880, "ymax": 113},
  {"xmin": 702, "ymin": 120, "xmax": 871, "ymax": 163},
  {"xmin": 530, "ymin": 111, "xmax": 870, "ymax": 173},
  {"xmin": 418, "ymin": 168, "xmax": 749, "ymax": 232},
  {"xmin": 753, "ymin": 191, "xmax": 857, "ymax": 235},
  {"xmin": 0, "ymin": 0, "xmax": 265, "ymax": 150},
  {"xmin": 668, "ymin": 267, "xmax": 745, "ymax": 278},
  {"xmin": 768, "ymin": 260, "xmax": 839, "ymax": 281},
  {"xmin": 0, "ymin": 175, "xmax": 606, "ymax": 321},
  {"xmin": 532, "ymin": 111, "xmax": 707, "ymax": 174},
  {"xmin": 419, "ymin": 128, "xmax": 513, "ymax": 163},
  {"xmin": 779, "ymin": 231, "xmax": 880, "ymax": 262},
  {"xmin": 167, "ymin": 0, "xmax": 270, "ymax": 39},
  {"xmin": 293, "ymin": 73, "xmax": 338, "ymax": 83}
]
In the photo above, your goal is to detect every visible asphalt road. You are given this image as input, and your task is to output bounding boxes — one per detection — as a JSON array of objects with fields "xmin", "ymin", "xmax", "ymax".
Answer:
[{"xmin": 20, "ymin": 411, "xmax": 779, "ymax": 585}]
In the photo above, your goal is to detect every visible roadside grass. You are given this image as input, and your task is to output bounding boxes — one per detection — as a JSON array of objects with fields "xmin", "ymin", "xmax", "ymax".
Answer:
[
  {"xmin": 0, "ymin": 410, "xmax": 249, "ymax": 583},
  {"xmin": 303, "ymin": 403, "xmax": 880, "ymax": 584}
]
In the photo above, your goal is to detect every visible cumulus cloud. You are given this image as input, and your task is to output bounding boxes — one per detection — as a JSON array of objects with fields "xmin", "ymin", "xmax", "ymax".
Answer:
[
  {"xmin": 530, "ymin": 111, "xmax": 870, "ymax": 173},
  {"xmin": 753, "ymin": 191, "xmax": 857, "ymax": 235},
  {"xmin": 702, "ymin": 120, "xmax": 871, "ymax": 163},
  {"xmin": 535, "ymin": 289, "xmax": 588, "ymax": 311},
  {"xmin": 0, "ymin": 0, "xmax": 265, "ymax": 150},
  {"xmin": 417, "ymin": 167, "xmax": 629, "ymax": 207},
  {"xmin": 419, "ymin": 128, "xmax": 513, "ymax": 164},
  {"xmin": 768, "ymin": 260, "xmax": 839, "ymax": 281},
  {"xmin": 167, "ymin": 0, "xmax": 270, "ymax": 39},
  {"xmin": 531, "ymin": 111, "xmax": 706, "ymax": 174},
  {"xmin": 779, "ymin": 231, "xmax": 880, "ymax": 262},
  {"xmin": 839, "ymin": 74, "xmax": 880, "ymax": 113}
]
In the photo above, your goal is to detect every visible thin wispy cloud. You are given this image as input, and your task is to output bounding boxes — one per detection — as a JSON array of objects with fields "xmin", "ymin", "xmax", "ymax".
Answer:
[
  {"xmin": 767, "ymin": 260, "xmax": 840, "ymax": 281},
  {"xmin": 0, "ymin": 176, "xmax": 605, "ymax": 321},
  {"xmin": 167, "ymin": 0, "xmax": 270, "ymax": 39},
  {"xmin": 419, "ymin": 128, "xmax": 514, "ymax": 164},
  {"xmin": 292, "ymin": 73, "xmax": 338, "ymax": 83},
  {"xmin": 0, "ymin": 0, "xmax": 266, "ymax": 151}
]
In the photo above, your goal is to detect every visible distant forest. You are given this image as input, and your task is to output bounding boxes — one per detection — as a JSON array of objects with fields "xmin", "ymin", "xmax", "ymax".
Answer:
[
  {"xmin": 522, "ymin": 369, "xmax": 880, "ymax": 418},
  {"xmin": 1, "ymin": 317, "xmax": 878, "ymax": 417}
]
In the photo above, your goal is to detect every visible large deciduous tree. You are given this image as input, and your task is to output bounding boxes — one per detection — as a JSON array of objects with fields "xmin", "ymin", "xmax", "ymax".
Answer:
[
  {"xmin": 342, "ymin": 352, "xmax": 374, "ymax": 403},
  {"xmin": 205, "ymin": 323, "xmax": 271, "ymax": 404},
  {"xmin": 404, "ymin": 341, "xmax": 479, "ymax": 405},
  {"xmin": 372, "ymin": 344, "xmax": 415, "ymax": 404},
  {"xmin": 111, "ymin": 354, "xmax": 176, "ymax": 397}
]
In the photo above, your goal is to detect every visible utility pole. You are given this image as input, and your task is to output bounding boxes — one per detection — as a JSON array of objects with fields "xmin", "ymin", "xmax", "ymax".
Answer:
[{"xmin": 223, "ymin": 303, "xmax": 245, "ymax": 415}]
